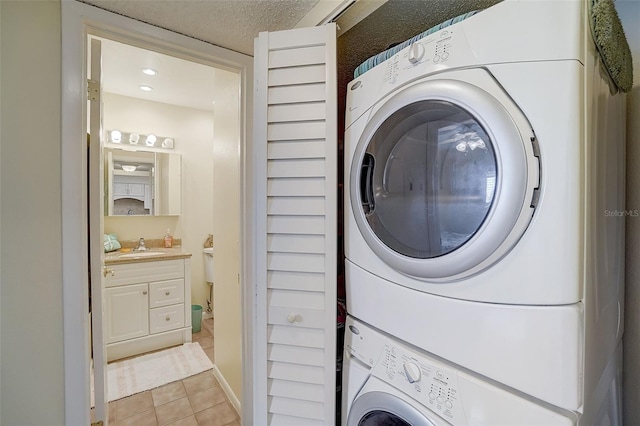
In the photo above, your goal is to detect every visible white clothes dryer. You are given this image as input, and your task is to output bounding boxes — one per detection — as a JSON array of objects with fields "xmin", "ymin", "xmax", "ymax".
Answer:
[
  {"xmin": 344, "ymin": 0, "xmax": 625, "ymax": 416},
  {"xmin": 342, "ymin": 316, "xmax": 578, "ymax": 426}
]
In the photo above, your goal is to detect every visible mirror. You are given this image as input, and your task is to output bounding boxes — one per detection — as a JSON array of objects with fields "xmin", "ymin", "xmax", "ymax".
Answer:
[{"xmin": 105, "ymin": 148, "xmax": 182, "ymax": 216}]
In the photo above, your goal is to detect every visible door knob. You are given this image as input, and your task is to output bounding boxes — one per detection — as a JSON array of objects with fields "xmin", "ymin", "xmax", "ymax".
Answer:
[
  {"xmin": 287, "ymin": 313, "xmax": 301, "ymax": 323},
  {"xmin": 103, "ymin": 267, "xmax": 115, "ymax": 278}
]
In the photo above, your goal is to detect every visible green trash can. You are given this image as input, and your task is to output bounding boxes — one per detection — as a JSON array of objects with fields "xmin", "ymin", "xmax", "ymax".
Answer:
[{"xmin": 191, "ymin": 305, "xmax": 203, "ymax": 333}]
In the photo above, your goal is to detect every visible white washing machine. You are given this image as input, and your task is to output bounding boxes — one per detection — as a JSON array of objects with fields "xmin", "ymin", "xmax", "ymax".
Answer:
[
  {"xmin": 342, "ymin": 316, "xmax": 577, "ymax": 426},
  {"xmin": 344, "ymin": 0, "xmax": 625, "ymax": 419}
]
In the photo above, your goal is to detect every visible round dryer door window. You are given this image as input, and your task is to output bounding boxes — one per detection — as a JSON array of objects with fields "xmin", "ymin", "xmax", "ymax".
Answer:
[
  {"xmin": 361, "ymin": 100, "xmax": 496, "ymax": 259},
  {"xmin": 359, "ymin": 410, "xmax": 418, "ymax": 426},
  {"xmin": 350, "ymin": 78, "xmax": 539, "ymax": 281},
  {"xmin": 347, "ymin": 391, "xmax": 437, "ymax": 426}
]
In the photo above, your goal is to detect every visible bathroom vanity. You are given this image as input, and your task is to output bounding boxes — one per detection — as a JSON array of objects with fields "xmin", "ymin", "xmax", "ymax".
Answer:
[{"xmin": 103, "ymin": 249, "xmax": 192, "ymax": 361}]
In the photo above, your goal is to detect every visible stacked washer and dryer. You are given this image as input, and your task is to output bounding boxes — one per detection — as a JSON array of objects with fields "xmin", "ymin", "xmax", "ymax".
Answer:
[{"xmin": 342, "ymin": 1, "xmax": 628, "ymax": 425}]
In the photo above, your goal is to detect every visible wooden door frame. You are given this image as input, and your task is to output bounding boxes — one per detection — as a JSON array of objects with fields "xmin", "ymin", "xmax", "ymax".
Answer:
[{"xmin": 60, "ymin": 2, "xmax": 255, "ymax": 424}]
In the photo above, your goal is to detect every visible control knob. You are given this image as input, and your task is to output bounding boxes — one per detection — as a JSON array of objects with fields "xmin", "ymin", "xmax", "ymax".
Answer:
[
  {"xmin": 403, "ymin": 362, "xmax": 421, "ymax": 383},
  {"xmin": 408, "ymin": 43, "xmax": 424, "ymax": 64}
]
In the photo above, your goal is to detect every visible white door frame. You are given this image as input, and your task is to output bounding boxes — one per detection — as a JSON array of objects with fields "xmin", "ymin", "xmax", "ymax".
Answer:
[{"xmin": 61, "ymin": 3, "xmax": 255, "ymax": 424}]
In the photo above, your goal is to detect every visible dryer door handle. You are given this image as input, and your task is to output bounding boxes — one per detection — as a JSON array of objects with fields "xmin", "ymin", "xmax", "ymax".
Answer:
[{"xmin": 361, "ymin": 153, "xmax": 375, "ymax": 215}]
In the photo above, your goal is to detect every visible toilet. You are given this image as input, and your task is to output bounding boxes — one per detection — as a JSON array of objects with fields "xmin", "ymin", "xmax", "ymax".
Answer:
[{"xmin": 203, "ymin": 247, "xmax": 214, "ymax": 312}]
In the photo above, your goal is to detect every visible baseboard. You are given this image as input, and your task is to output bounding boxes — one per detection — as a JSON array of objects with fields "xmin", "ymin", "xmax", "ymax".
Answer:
[{"xmin": 212, "ymin": 364, "xmax": 241, "ymax": 415}]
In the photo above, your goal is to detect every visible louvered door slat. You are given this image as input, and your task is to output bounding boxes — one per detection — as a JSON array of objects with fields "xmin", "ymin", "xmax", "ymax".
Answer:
[
  {"xmin": 269, "ymin": 46, "xmax": 326, "ymax": 68},
  {"xmin": 268, "ymin": 345, "xmax": 325, "ymax": 367},
  {"xmin": 268, "ymin": 102, "xmax": 326, "ymax": 122},
  {"xmin": 268, "ymin": 84, "xmax": 326, "ymax": 104},
  {"xmin": 269, "ymin": 65, "xmax": 326, "ymax": 86},
  {"xmin": 255, "ymin": 23, "xmax": 336, "ymax": 425},
  {"xmin": 268, "ymin": 379, "xmax": 325, "ymax": 402},
  {"xmin": 267, "ymin": 178, "xmax": 326, "ymax": 196},
  {"xmin": 267, "ymin": 271, "xmax": 325, "ymax": 292},
  {"xmin": 267, "ymin": 234, "xmax": 325, "ymax": 254}
]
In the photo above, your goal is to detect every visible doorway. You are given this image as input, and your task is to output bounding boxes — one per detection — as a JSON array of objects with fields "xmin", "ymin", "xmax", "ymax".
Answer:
[{"xmin": 61, "ymin": 3, "xmax": 254, "ymax": 424}]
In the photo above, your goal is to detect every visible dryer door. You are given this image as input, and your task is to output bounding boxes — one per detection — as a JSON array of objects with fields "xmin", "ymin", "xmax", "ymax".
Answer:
[
  {"xmin": 350, "ymin": 78, "xmax": 538, "ymax": 281},
  {"xmin": 347, "ymin": 391, "xmax": 438, "ymax": 426}
]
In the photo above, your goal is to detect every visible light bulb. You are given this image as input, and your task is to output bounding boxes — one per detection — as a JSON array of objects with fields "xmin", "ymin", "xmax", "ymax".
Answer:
[
  {"xmin": 455, "ymin": 142, "xmax": 467, "ymax": 152},
  {"xmin": 145, "ymin": 134, "xmax": 157, "ymax": 146},
  {"xmin": 110, "ymin": 130, "xmax": 122, "ymax": 143}
]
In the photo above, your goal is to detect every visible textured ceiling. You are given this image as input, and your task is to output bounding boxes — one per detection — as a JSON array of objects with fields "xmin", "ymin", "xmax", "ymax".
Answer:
[{"xmin": 80, "ymin": 0, "xmax": 320, "ymax": 55}]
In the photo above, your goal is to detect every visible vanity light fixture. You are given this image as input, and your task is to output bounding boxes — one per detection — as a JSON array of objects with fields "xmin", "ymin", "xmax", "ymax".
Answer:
[
  {"xmin": 106, "ymin": 130, "xmax": 175, "ymax": 150},
  {"xmin": 139, "ymin": 85, "xmax": 153, "ymax": 92},
  {"xmin": 121, "ymin": 165, "xmax": 137, "ymax": 172},
  {"xmin": 110, "ymin": 130, "xmax": 122, "ymax": 143},
  {"xmin": 141, "ymin": 68, "xmax": 158, "ymax": 76},
  {"xmin": 145, "ymin": 134, "xmax": 157, "ymax": 146}
]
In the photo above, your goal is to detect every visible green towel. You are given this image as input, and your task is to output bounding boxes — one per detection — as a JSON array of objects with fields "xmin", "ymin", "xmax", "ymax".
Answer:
[
  {"xmin": 589, "ymin": 0, "xmax": 633, "ymax": 93},
  {"xmin": 104, "ymin": 234, "xmax": 121, "ymax": 252}
]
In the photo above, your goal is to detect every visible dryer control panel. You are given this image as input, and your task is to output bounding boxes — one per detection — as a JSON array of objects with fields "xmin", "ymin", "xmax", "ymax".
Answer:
[{"xmin": 371, "ymin": 341, "xmax": 464, "ymax": 423}]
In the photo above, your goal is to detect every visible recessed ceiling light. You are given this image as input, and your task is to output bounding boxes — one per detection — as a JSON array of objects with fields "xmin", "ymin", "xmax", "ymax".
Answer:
[
  {"xmin": 139, "ymin": 85, "xmax": 153, "ymax": 92},
  {"xmin": 122, "ymin": 165, "xmax": 137, "ymax": 172},
  {"xmin": 141, "ymin": 68, "xmax": 158, "ymax": 76}
]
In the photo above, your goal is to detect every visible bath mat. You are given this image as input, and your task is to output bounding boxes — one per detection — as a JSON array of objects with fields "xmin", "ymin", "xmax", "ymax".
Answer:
[{"xmin": 91, "ymin": 342, "xmax": 213, "ymax": 405}]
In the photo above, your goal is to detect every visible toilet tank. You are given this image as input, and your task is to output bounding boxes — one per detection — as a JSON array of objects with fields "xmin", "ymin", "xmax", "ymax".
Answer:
[{"xmin": 203, "ymin": 247, "xmax": 214, "ymax": 283}]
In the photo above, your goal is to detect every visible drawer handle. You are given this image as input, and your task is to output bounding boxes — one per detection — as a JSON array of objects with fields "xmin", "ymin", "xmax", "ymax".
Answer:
[
  {"xmin": 143, "ymin": 290, "xmax": 148, "ymax": 295},
  {"xmin": 165, "ymin": 291, "xmax": 170, "ymax": 296},
  {"xmin": 165, "ymin": 316, "xmax": 171, "ymax": 321},
  {"xmin": 103, "ymin": 267, "xmax": 115, "ymax": 278}
]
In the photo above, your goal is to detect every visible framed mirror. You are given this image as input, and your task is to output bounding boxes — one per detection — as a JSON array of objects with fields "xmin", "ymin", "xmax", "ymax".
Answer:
[{"xmin": 105, "ymin": 148, "xmax": 182, "ymax": 216}]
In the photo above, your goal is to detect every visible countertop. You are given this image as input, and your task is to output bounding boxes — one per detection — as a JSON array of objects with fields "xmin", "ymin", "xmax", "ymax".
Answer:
[{"xmin": 105, "ymin": 247, "xmax": 192, "ymax": 265}]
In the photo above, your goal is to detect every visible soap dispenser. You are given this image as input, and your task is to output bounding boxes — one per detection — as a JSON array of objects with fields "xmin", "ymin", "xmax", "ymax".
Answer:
[{"xmin": 164, "ymin": 229, "xmax": 173, "ymax": 248}]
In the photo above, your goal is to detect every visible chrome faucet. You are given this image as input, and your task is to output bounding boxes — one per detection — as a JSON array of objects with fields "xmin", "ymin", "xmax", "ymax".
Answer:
[{"xmin": 135, "ymin": 237, "xmax": 148, "ymax": 251}]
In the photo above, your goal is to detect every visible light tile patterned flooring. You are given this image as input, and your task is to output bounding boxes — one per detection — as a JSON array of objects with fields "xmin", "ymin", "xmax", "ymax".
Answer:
[{"xmin": 95, "ymin": 317, "xmax": 240, "ymax": 426}]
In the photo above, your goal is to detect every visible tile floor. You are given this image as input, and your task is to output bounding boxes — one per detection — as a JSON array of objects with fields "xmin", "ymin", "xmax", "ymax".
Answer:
[{"xmin": 94, "ymin": 317, "xmax": 240, "ymax": 426}]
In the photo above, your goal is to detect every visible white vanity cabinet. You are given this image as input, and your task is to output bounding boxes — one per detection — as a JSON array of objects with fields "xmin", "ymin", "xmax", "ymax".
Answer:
[{"xmin": 104, "ymin": 257, "xmax": 192, "ymax": 361}]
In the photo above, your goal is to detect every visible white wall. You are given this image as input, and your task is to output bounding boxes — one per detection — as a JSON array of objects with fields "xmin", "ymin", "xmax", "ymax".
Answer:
[
  {"xmin": 0, "ymin": 1, "xmax": 65, "ymax": 424},
  {"xmin": 211, "ymin": 68, "xmax": 243, "ymax": 400},
  {"xmin": 618, "ymin": 1, "xmax": 640, "ymax": 423},
  {"xmin": 103, "ymin": 92, "xmax": 215, "ymax": 310}
]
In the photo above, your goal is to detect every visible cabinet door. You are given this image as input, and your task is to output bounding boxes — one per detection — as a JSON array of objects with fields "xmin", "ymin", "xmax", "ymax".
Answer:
[
  {"xmin": 128, "ymin": 183, "xmax": 145, "ymax": 196},
  {"xmin": 113, "ymin": 182, "xmax": 128, "ymax": 196},
  {"xmin": 105, "ymin": 283, "xmax": 149, "ymax": 344},
  {"xmin": 254, "ymin": 23, "xmax": 337, "ymax": 425}
]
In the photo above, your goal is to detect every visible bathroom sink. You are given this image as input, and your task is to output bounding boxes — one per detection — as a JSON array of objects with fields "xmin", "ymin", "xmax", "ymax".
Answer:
[{"xmin": 119, "ymin": 251, "xmax": 165, "ymax": 258}]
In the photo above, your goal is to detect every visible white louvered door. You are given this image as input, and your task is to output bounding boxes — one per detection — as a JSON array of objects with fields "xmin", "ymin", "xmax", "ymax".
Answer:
[{"xmin": 254, "ymin": 24, "xmax": 337, "ymax": 425}]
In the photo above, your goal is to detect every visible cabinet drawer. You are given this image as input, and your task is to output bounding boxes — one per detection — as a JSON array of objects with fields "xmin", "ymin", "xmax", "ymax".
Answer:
[
  {"xmin": 105, "ymin": 259, "xmax": 184, "ymax": 287},
  {"xmin": 149, "ymin": 304, "xmax": 184, "ymax": 334},
  {"xmin": 149, "ymin": 279, "xmax": 185, "ymax": 308}
]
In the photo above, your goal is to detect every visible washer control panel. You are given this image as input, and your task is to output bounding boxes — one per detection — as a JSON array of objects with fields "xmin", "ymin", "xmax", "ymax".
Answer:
[{"xmin": 372, "ymin": 342, "xmax": 463, "ymax": 423}]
